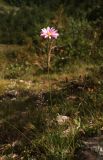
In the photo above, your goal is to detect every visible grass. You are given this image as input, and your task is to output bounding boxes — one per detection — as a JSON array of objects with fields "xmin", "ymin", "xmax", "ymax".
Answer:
[
  {"xmin": 0, "ymin": 0, "xmax": 19, "ymax": 11},
  {"xmin": 0, "ymin": 45, "xmax": 103, "ymax": 159}
]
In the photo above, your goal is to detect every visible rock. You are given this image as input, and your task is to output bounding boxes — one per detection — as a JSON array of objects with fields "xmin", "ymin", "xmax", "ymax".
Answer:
[
  {"xmin": 5, "ymin": 90, "xmax": 18, "ymax": 98},
  {"xmin": 79, "ymin": 135, "xmax": 103, "ymax": 160},
  {"xmin": 79, "ymin": 150, "xmax": 97, "ymax": 160},
  {"xmin": 56, "ymin": 114, "xmax": 70, "ymax": 125}
]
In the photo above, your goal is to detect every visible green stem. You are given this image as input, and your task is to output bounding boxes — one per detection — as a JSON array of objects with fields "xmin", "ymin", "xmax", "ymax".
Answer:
[
  {"xmin": 47, "ymin": 40, "xmax": 53, "ymax": 70},
  {"xmin": 47, "ymin": 40, "xmax": 54, "ymax": 109}
]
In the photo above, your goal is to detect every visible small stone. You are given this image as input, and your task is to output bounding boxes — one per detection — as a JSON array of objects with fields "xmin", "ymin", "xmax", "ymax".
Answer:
[{"xmin": 56, "ymin": 114, "xmax": 70, "ymax": 125}]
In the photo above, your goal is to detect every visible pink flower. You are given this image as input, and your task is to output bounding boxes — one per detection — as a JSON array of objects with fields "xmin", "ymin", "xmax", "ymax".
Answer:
[{"xmin": 40, "ymin": 27, "xmax": 59, "ymax": 39}]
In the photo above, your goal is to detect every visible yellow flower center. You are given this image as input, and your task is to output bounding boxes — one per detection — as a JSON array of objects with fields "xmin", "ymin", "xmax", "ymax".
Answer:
[{"xmin": 47, "ymin": 32, "xmax": 51, "ymax": 36}]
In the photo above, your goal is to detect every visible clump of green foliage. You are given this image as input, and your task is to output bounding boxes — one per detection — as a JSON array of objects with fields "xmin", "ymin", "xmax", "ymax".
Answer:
[
  {"xmin": 0, "ymin": 1, "xmax": 103, "ymax": 159},
  {"xmin": 0, "ymin": 0, "xmax": 103, "ymax": 66}
]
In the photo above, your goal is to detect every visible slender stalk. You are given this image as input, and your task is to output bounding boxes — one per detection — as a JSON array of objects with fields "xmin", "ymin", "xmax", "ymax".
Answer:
[
  {"xmin": 47, "ymin": 40, "xmax": 54, "ymax": 109},
  {"xmin": 47, "ymin": 40, "xmax": 53, "ymax": 70}
]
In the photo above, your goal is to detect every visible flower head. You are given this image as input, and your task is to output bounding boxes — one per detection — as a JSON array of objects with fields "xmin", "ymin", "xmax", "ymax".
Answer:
[{"xmin": 40, "ymin": 27, "xmax": 59, "ymax": 39}]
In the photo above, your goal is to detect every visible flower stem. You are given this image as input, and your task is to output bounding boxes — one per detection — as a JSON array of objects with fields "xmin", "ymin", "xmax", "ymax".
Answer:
[
  {"xmin": 47, "ymin": 40, "xmax": 54, "ymax": 109},
  {"xmin": 47, "ymin": 40, "xmax": 53, "ymax": 70}
]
